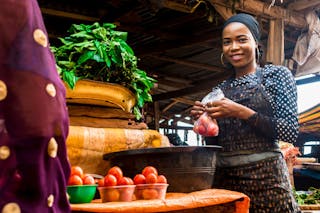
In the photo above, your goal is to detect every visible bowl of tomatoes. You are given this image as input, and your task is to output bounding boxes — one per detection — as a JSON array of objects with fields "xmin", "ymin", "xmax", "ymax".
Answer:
[
  {"xmin": 67, "ymin": 166, "xmax": 97, "ymax": 204},
  {"xmin": 133, "ymin": 166, "xmax": 169, "ymax": 200},
  {"xmin": 67, "ymin": 185, "xmax": 97, "ymax": 204},
  {"xmin": 97, "ymin": 166, "xmax": 136, "ymax": 202}
]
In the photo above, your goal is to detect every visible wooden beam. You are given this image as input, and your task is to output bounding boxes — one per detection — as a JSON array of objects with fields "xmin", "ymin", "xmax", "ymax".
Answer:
[
  {"xmin": 41, "ymin": 8, "xmax": 100, "ymax": 22},
  {"xmin": 288, "ymin": 0, "xmax": 320, "ymax": 11},
  {"xmin": 135, "ymin": 30, "xmax": 222, "ymax": 56},
  {"xmin": 173, "ymin": 97, "xmax": 195, "ymax": 106},
  {"xmin": 162, "ymin": 100, "xmax": 178, "ymax": 113},
  {"xmin": 266, "ymin": 19, "xmax": 284, "ymax": 65},
  {"xmin": 213, "ymin": 4, "xmax": 234, "ymax": 20},
  {"xmin": 149, "ymin": 55, "xmax": 225, "ymax": 72},
  {"xmin": 153, "ymin": 71, "xmax": 229, "ymax": 101},
  {"xmin": 209, "ymin": 0, "xmax": 306, "ymax": 28},
  {"xmin": 156, "ymin": 77, "xmax": 192, "ymax": 90},
  {"xmin": 155, "ymin": 0, "xmax": 207, "ymax": 14}
]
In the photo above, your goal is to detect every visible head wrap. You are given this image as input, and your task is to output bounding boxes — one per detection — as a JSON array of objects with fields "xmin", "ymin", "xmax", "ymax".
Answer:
[{"xmin": 223, "ymin": 13, "xmax": 260, "ymax": 42}]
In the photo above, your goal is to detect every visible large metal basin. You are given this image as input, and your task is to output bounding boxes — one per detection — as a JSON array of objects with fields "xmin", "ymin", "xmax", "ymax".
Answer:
[{"xmin": 103, "ymin": 145, "xmax": 222, "ymax": 193}]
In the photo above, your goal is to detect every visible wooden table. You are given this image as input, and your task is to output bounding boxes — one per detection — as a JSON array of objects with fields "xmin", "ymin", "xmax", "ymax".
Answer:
[{"xmin": 71, "ymin": 189, "xmax": 250, "ymax": 213}]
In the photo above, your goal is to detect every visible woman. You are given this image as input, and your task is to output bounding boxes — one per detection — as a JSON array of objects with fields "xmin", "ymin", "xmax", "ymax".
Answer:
[
  {"xmin": 191, "ymin": 13, "xmax": 300, "ymax": 212},
  {"xmin": 0, "ymin": 0, "xmax": 71, "ymax": 212}
]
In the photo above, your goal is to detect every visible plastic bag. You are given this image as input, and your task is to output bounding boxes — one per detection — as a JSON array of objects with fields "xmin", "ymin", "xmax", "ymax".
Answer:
[{"xmin": 193, "ymin": 87, "xmax": 224, "ymax": 136}]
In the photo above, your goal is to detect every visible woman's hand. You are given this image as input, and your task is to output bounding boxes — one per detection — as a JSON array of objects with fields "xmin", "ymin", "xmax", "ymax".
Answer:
[
  {"xmin": 205, "ymin": 98, "xmax": 255, "ymax": 120},
  {"xmin": 190, "ymin": 101, "xmax": 205, "ymax": 121}
]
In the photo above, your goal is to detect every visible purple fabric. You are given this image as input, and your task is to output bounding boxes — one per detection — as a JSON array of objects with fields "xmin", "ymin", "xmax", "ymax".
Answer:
[{"xmin": 0, "ymin": 0, "xmax": 71, "ymax": 212}]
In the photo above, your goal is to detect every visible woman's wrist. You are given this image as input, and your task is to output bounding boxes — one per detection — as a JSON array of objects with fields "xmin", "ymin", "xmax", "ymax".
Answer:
[{"xmin": 237, "ymin": 104, "xmax": 256, "ymax": 119}]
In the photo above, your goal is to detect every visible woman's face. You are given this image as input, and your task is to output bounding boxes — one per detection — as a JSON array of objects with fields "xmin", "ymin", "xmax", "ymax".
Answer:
[{"xmin": 222, "ymin": 22, "xmax": 257, "ymax": 74}]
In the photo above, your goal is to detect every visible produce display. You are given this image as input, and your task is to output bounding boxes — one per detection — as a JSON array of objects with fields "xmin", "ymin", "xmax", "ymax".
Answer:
[
  {"xmin": 67, "ymin": 166, "xmax": 97, "ymax": 204},
  {"xmin": 68, "ymin": 166, "xmax": 95, "ymax": 186},
  {"xmin": 133, "ymin": 166, "xmax": 168, "ymax": 200},
  {"xmin": 96, "ymin": 166, "xmax": 168, "ymax": 202},
  {"xmin": 294, "ymin": 187, "xmax": 320, "ymax": 205}
]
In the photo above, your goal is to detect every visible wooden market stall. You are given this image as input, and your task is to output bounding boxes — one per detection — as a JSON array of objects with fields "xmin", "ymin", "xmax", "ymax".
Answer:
[
  {"xmin": 71, "ymin": 189, "xmax": 250, "ymax": 213},
  {"xmin": 37, "ymin": 0, "xmax": 320, "ymax": 212},
  {"xmin": 294, "ymin": 103, "xmax": 320, "ymax": 191},
  {"xmin": 299, "ymin": 103, "xmax": 320, "ymax": 139}
]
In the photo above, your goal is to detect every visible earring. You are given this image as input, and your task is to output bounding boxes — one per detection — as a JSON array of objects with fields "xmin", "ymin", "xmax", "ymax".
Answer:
[
  {"xmin": 220, "ymin": 53, "xmax": 225, "ymax": 66},
  {"xmin": 256, "ymin": 47, "xmax": 260, "ymax": 64}
]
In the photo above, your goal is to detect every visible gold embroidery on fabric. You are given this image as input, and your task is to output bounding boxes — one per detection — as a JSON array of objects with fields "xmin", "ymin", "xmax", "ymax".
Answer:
[
  {"xmin": 2, "ymin": 203, "xmax": 21, "ymax": 213},
  {"xmin": 47, "ymin": 194, "xmax": 54, "ymax": 207},
  {"xmin": 48, "ymin": 138, "xmax": 58, "ymax": 158},
  {"xmin": 46, "ymin": 83, "xmax": 56, "ymax": 97},
  {"xmin": 0, "ymin": 146, "xmax": 10, "ymax": 160},
  {"xmin": 0, "ymin": 80, "xmax": 7, "ymax": 101},
  {"xmin": 33, "ymin": 29, "xmax": 48, "ymax": 47}
]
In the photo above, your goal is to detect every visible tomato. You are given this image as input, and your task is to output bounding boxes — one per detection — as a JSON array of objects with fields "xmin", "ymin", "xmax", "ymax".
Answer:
[
  {"xmin": 105, "ymin": 189, "xmax": 120, "ymax": 202},
  {"xmin": 142, "ymin": 166, "xmax": 158, "ymax": 177},
  {"xmin": 145, "ymin": 173, "xmax": 158, "ymax": 184},
  {"xmin": 118, "ymin": 177, "xmax": 132, "ymax": 185},
  {"xmin": 157, "ymin": 175, "xmax": 167, "ymax": 184},
  {"xmin": 197, "ymin": 124, "xmax": 206, "ymax": 135},
  {"xmin": 142, "ymin": 189, "xmax": 159, "ymax": 200},
  {"xmin": 71, "ymin": 166, "xmax": 84, "ymax": 178},
  {"xmin": 199, "ymin": 114, "xmax": 209, "ymax": 124},
  {"xmin": 108, "ymin": 166, "xmax": 123, "ymax": 181},
  {"xmin": 82, "ymin": 174, "xmax": 95, "ymax": 185},
  {"xmin": 68, "ymin": 174, "xmax": 83, "ymax": 185},
  {"xmin": 98, "ymin": 178, "xmax": 105, "ymax": 187},
  {"xmin": 104, "ymin": 174, "xmax": 117, "ymax": 186},
  {"xmin": 206, "ymin": 121, "xmax": 218, "ymax": 136},
  {"xmin": 127, "ymin": 177, "xmax": 134, "ymax": 185},
  {"xmin": 133, "ymin": 174, "xmax": 146, "ymax": 185}
]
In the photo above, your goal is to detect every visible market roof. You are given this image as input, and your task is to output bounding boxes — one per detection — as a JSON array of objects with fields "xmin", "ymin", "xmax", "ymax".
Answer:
[{"xmin": 299, "ymin": 103, "xmax": 320, "ymax": 138}]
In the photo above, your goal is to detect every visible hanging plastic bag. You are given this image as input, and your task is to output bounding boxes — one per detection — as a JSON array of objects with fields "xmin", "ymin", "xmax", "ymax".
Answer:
[{"xmin": 193, "ymin": 87, "xmax": 224, "ymax": 136}]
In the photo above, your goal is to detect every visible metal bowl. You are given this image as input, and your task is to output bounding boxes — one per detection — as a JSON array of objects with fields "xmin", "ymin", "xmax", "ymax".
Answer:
[{"xmin": 103, "ymin": 145, "xmax": 222, "ymax": 193}]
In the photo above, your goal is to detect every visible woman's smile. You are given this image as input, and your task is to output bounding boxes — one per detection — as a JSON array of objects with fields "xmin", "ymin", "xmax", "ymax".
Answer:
[{"xmin": 229, "ymin": 54, "xmax": 244, "ymax": 61}]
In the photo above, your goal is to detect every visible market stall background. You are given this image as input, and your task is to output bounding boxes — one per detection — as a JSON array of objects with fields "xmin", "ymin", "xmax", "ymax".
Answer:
[{"xmin": 37, "ymin": 0, "xmax": 320, "ymax": 156}]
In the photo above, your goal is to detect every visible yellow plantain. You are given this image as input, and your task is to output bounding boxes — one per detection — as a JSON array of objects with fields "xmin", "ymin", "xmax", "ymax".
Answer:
[{"xmin": 64, "ymin": 79, "xmax": 136, "ymax": 112}]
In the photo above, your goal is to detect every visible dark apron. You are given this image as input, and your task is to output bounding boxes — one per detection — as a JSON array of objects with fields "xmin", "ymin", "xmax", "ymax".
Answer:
[{"xmin": 212, "ymin": 68, "xmax": 281, "ymax": 167}]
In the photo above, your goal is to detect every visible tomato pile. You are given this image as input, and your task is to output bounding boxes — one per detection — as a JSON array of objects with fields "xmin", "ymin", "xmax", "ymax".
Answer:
[
  {"xmin": 68, "ymin": 166, "xmax": 95, "ymax": 186},
  {"xmin": 193, "ymin": 113, "xmax": 219, "ymax": 136},
  {"xmin": 98, "ymin": 166, "xmax": 134, "ymax": 187},
  {"xmin": 133, "ymin": 166, "xmax": 167, "ymax": 185},
  {"xmin": 68, "ymin": 165, "xmax": 168, "ymax": 202}
]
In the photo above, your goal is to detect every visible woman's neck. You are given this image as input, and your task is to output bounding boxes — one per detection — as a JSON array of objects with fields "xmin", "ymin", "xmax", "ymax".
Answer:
[{"xmin": 234, "ymin": 63, "xmax": 257, "ymax": 78}]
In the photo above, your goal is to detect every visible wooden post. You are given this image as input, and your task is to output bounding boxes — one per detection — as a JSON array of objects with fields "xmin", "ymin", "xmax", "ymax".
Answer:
[
  {"xmin": 266, "ymin": 19, "xmax": 285, "ymax": 65},
  {"xmin": 154, "ymin": 101, "xmax": 160, "ymax": 131}
]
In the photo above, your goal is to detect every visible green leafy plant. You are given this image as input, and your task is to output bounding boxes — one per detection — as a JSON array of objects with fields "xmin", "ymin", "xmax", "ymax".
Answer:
[
  {"xmin": 293, "ymin": 187, "xmax": 320, "ymax": 205},
  {"xmin": 51, "ymin": 22, "xmax": 156, "ymax": 120}
]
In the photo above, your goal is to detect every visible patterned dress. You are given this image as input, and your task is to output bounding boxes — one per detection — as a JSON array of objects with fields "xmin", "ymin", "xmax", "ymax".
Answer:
[
  {"xmin": 206, "ymin": 65, "xmax": 301, "ymax": 213},
  {"xmin": 0, "ymin": 1, "xmax": 71, "ymax": 212}
]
